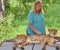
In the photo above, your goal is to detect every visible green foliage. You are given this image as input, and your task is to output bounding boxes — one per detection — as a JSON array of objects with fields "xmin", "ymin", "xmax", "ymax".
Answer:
[{"xmin": 0, "ymin": 14, "xmax": 27, "ymax": 41}]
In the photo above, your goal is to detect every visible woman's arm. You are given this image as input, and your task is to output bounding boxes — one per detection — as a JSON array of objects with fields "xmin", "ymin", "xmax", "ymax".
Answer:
[{"xmin": 29, "ymin": 23, "xmax": 42, "ymax": 35}]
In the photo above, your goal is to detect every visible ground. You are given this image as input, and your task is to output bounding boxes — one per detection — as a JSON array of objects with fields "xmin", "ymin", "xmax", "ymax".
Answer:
[{"xmin": 0, "ymin": 42, "xmax": 60, "ymax": 50}]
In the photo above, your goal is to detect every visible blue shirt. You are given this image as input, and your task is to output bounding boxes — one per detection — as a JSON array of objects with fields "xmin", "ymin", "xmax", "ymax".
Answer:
[{"xmin": 26, "ymin": 10, "xmax": 45, "ymax": 35}]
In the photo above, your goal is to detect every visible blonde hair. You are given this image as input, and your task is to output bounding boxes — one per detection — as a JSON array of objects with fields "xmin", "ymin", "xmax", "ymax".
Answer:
[{"xmin": 33, "ymin": 1, "xmax": 42, "ymax": 14}]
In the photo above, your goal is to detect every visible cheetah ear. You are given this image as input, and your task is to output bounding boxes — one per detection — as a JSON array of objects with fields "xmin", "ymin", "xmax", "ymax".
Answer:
[
  {"xmin": 48, "ymin": 29, "xmax": 50, "ymax": 31},
  {"xmin": 56, "ymin": 29, "xmax": 57, "ymax": 32}
]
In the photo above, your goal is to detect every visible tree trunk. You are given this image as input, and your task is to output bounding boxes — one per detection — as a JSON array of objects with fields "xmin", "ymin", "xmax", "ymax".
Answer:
[{"xmin": 0, "ymin": 0, "xmax": 5, "ymax": 18}]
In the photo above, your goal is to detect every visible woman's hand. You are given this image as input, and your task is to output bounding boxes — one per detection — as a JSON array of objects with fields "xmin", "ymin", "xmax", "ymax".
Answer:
[
  {"xmin": 35, "ymin": 31, "xmax": 42, "ymax": 35},
  {"xmin": 29, "ymin": 23, "xmax": 42, "ymax": 35}
]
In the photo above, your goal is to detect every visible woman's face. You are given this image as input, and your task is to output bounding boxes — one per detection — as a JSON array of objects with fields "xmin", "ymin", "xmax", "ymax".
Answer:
[{"xmin": 35, "ymin": 3, "xmax": 41, "ymax": 11}]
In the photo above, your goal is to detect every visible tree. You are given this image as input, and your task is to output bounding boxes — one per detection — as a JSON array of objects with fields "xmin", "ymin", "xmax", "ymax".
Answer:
[{"xmin": 0, "ymin": 0, "xmax": 5, "ymax": 18}]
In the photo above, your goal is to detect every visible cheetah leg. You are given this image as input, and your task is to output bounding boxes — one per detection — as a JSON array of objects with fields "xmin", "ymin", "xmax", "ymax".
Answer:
[
  {"xmin": 52, "ymin": 44, "xmax": 59, "ymax": 50},
  {"xmin": 41, "ymin": 40, "xmax": 46, "ymax": 50},
  {"xmin": 12, "ymin": 43, "xmax": 17, "ymax": 50},
  {"xmin": 32, "ymin": 44, "xmax": 35, "ymax": 50}
]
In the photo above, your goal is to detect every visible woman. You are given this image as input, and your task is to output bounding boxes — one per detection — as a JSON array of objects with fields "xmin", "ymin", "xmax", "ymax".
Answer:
[{"xmin": 26, "ymin": 1, "xmax": 46, "ymax": 35}]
